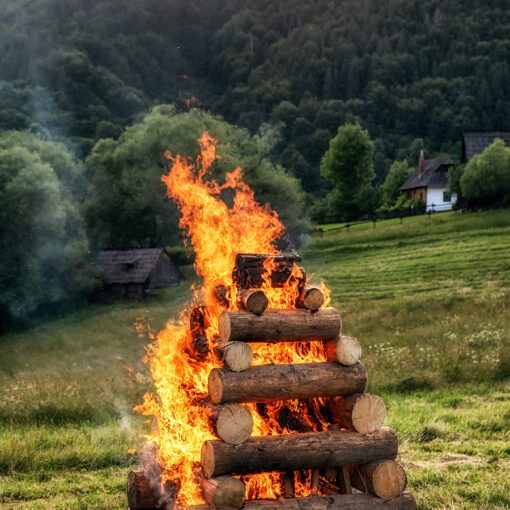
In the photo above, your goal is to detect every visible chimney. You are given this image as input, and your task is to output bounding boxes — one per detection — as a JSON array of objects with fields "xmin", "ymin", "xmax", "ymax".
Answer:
[{"xmin": 418, "ymin": 150, "xmax": 425, "ymax": 172}]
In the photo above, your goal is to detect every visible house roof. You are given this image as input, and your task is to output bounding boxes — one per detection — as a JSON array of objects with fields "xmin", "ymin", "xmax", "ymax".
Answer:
[
  {"xmin": 462, "ymin": 131, "xmax": 510, "ymax": 162},
  {"xmin": 95, "ymin": 248, "xmax": 166, "ymax": 284},
  {"xmin": 399, "ymin": 157, "xmax": 454, "ymax": 191}
]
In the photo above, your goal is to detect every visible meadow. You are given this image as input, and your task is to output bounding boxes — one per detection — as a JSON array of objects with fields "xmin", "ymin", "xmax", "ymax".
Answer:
[{"xmin": 1, "ymin": 209, "xmax": 509, "ymax": 509}]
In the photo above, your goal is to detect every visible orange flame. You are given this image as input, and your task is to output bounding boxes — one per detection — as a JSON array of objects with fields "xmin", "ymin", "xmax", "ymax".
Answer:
[{"xmin": 136, "ymin": 133, "xmax": 330, "ymax": 507}]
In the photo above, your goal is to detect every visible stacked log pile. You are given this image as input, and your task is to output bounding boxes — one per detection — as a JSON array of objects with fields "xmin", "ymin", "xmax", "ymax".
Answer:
[{"xmin": 128, "ymin": 253, "xmax": 416, "ymax": 510}]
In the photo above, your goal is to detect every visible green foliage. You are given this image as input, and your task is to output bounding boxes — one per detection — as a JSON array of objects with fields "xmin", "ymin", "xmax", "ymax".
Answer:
[
  {"xmin": 313, "ymin": 123, "xmax": 378, "ymax": 221},
  {"xmin": 85, "ymin": 106, "xmax": 309, "ymax": 249},
  {"xmin": 448, "ymin": 164, "xmax": 464, "ymax": 199},
  {"xmin": 381, "ymin": 160, "xmax": 413, "ymax": 206},
  {"xmin": 461, "ymin": 139, "xmax": 510, "ymax": 206},
  {"xmin": 0, "ymin": 131, "xmax": 90, "ymax": 327}
]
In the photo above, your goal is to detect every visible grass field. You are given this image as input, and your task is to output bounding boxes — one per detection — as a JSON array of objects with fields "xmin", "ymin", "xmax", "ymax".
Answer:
[{"xmin": 1, "ymin": 209, "xmax": 509, "ymax": 509}]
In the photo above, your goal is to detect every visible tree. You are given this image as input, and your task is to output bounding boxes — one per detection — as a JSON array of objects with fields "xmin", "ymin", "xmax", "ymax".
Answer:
[
  {"xmin": 381, "ymin": 160, "xmax": 412, "ymax": 207},
  {"xmin": 316, "ymin": 123, "xmax": 377, "ymax": 221},
  {"xmin": 460, "ymin": 139, "xmax": 510, "ymax": 206},
  {"xmin": 0, "ymin": 131, "xmax": 90, "ymax": 329},
  {"xmin": 85, "ymin": 105, "xmax": 309, "ymax": 250}
]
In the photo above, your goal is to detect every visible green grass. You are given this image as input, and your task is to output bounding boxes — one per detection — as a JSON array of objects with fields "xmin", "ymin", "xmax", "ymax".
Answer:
[{"xmin": 1, "ymin": 209, "xmax": 510, "ymax": 509}]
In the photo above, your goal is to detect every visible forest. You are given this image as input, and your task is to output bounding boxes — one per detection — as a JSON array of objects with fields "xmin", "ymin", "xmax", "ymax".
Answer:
[{"xmin": 1, "ymin": 0, "xmax": 510, "ymax": 326}]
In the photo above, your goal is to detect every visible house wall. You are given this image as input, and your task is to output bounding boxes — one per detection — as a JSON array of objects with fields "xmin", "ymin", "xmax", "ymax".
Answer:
[
  {"xmin": 407, "ymin": 187, "xmax": 427, "ymax": 202},
  {"xmin": 426, "ymin": 188, "xmax": 458, "ymax": 212}
]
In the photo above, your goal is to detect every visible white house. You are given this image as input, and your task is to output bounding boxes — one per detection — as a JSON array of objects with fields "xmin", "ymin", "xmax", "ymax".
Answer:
[{"xmin": 399, "ymin": 151, "xmax": 457, "ymax": 212}]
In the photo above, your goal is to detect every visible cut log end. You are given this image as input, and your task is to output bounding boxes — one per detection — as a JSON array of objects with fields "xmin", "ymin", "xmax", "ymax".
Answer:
[
  {"xmin": 201, "ymin": 441, "xmax": 216, "ymax": 479},
  {"xmin": 215, "ymin": 404, "xmax": 253, "ymax": 445},
  {"xmin": 200, "ymin": 475, "xmax": 245, "ymax": 510},
  {"xmin": 127, "ymin": 470, "xmax": 157, "ymax": 509},
  {"xmin": 352, "ymin": 460, "xmax": 407, "ymax": 500},
  {"xmin": 238, "ymin": 289, "xmax": 269, "ymax": 315},
  {"xmin": 208, "ymin": 370, "xmax": 224, "ymax": 405},
  {"xmin": 298, "ymin": 286, "xmax": 325, "ymax": 311},
  {"xmin": 329, "ymin": 394, "xmax": 386, "ymax": 435},
  {"xmin": 218, "ymin": 342, "xmax": 254, "ymax": 372},
  {"xmin": 325, "ymin": 336, "xmax": 362, "ymax": 365}
]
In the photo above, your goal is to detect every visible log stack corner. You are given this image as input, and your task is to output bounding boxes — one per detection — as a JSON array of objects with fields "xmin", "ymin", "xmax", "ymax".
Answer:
[{"xmin": 128, "ymin": 253, "xmax": 416, "ymax": 510}]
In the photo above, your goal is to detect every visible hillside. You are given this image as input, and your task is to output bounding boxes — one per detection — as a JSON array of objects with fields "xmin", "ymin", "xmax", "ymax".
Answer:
[
  {"xmin": 1, "ymin": 0, "xmax": 509, "ymax": 184},
  {"xmin": 0, "ymin": 209, "xmax": 509, "ymax": 509}
]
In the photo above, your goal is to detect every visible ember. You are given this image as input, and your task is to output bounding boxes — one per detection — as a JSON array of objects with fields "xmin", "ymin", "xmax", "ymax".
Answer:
[{"xmin": 130, "ymin": 133, "xmax": 416, "ymax": 510}]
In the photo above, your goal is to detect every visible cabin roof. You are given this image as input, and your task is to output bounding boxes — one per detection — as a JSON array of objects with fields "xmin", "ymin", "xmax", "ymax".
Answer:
[
  {"xmin": 399, "ymin": 157, "xmax": 454, "ymax": 191},
  {"xmin": 95, "ymin": 248, "xmax": 167, "ymax": 284},
  {"xmin": 462, "ymin": 131, "xmax": 510, "ymax": 162}
]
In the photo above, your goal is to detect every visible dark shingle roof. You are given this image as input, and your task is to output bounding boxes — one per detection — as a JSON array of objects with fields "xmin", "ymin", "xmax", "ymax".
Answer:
[
  {"xmin": 95, "ymin": 248, "xmax": 164, "ymax": 284},
  {"xmin": 462, "ymin": 131, "xmax": 510, "ymax": 162},
  {"xmin": 399, "ymin": 157, "xmax": 454, "ymax": 191}
]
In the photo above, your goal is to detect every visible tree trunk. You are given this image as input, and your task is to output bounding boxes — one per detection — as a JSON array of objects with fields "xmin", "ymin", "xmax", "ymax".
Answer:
[
  {"xmin": 237, "ymin": 289, "xmax": 269, "ymax": 315},
  {"xmin": 296, "ymin": 287, "xmax": 325, "ymax": 311},
  {"xmin": 328, "ymin": 394, "xmax": 386, "ymax": 435},
  {"xmin": 127, "ymin": 470, "xmax": 158, "ymax": 509},
  {"xmin": 208, "ymin": 362, "xmax": 367, "ymax": 405},
  {"xmin": 216, "ymin": 342, "xmax": 254, "ymax": 372},
  {"xmin": 351, "ymin": 460, "xmax": 407, "ymax": 501},
  {"xmin": 324, "ymin": 336, "xmax": 361, "ymax": 366},
  {"xmin": 190, "ymin": 493, "xmax": 416, "ymax": 510},
  {"xmin": 219, "ymin": 308, "xmax": 341, "ymax": 344},
  {"xmin": 199, "ymin": 474, "xmax": 245, "ymax": 510},
  {"xmin": 207, "ymin": 402, "xmax": 253, "ymax": 445},
  {"xmin": 200, "ymin": 427, "xmax": 397, "ymax": 477}
]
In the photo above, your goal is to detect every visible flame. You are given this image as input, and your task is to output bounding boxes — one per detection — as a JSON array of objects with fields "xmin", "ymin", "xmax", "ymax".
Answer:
[{"xmin": 136, "ymin": 133, "xmax": 331, "ymax": 507}]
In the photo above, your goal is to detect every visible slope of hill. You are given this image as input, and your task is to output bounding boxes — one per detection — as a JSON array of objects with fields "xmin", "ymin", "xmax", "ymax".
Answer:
[{"xmin": 0, "ymin": 209, "xmax": 509, "ymax": 509}]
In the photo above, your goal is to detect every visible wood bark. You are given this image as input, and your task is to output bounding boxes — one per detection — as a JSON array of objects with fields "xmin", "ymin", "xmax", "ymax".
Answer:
[
  {"xmin": 237, "ymin": 289, "xmax": 269, "ymax": 315},
  {"xmin": 216, "ymin": 342, "xmax": 253, "ymax": 372},
  {"xmin": 200, "ymin": 427, "xmax": 397, "ymax": 477},
  {"xmin": 199, "ymin": 474, "xmax": 245, "ymax": 510},
  {"xmin": 190, "ymin": 306, "xmax": 210, "ymax": 359},
  {"xmin": 127, "ymin": 470, "xmax": 158, "ymax": 509},
  {"xmin": 208, "ymin": 362, "xmax": 367, "ymax": 405},
  {"xmin": 328, "ymin": 394, "xmax": 386, "ymax": 435},
  {"xmin": 232, "ymin": 253, "xmax": 303, "ymax": 289},
  {"xmin": 190, "ymin": 493, "xmax": 416, "ymax": 510},
  {"xmin": 324, "ymin": 336, "xmax": 361, "ymax": 366},
  {"xmin": 207, "ymin": 403, "xmax": 253, "ymax": 445},
  {"xmin": 296, "ymin": 287, "xmax": 325, "ymax": 311},
  {"xmin": 282, "ymin": 472, "xmax": 295, "ymax": 498},
  {"xmin": 219, "ymin": 308, "xmax": 341, "ymax": 344},
  {"xmin": 351, "ymin": 460, "xmax": 407, "ymax": 501}
]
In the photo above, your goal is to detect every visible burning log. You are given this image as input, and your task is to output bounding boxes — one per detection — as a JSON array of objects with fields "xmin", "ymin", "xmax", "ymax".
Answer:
[
  {"xmin": 216, "ymin": 341, "xmax": 254, "ymax": 372},
  {"xmin": 200, "ymin": 427, "xmax": 398, "ymax": 477},
  {"xmin": 232, "ymin": 253, "xmax": 304, "ymax": 289},
  {"xmin": 127, "ymin": 470, "xmax": 158, "ymax": 509},
  {"xmin": 219, "ymin": 308, "xmax": 341, "ymax": 344},
  {"xmin": 207, "ymin": 402, "xmax": 253, "ymax": 445},
  {"xmin": 208, "ymin": 362, "xmax": 367, "ymax": 405},
  {"xmin": 198, "ymin": 474, "xmax": 245, "ymax": 510},
  {"xmin": 296, "ymin": 286, "xmax": 325, "ymax": 311},
  {"xmin": 328, "ymin": 394, "xmax": 386, "ymax": 435},
  {"xmin": 190, "ymin": 493, "xmax": 416, "ymax": 510},
  {"xmin": 351, "ymin": 460, "xmax": 407, "ymax": 500},
  {"xmin": 190, "ymin": 306, "xmax": 210, "ymax": 359},
  {"xmin": 213, "ymin": 285, "xmax": 231, "ymax": 308},
  {"xmin": 281, "ymin": 472, "xmax": 295, "ymax": 498},
  {"xmin": 324, "ymin": 336, "xmax": 362, "ymax": 366},
  {"xmin": 237, "ymin": 289, "xmax": 269, "ymax": 315}
]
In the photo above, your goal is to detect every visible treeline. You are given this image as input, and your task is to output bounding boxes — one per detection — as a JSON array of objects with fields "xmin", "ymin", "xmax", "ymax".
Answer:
[{"xmin": 1, "ymin": 0, "xmax": 510, "ymax": 185}]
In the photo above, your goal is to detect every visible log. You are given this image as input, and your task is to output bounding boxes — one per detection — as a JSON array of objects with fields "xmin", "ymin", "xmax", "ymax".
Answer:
[
  {"xmin": 213, "ymin": 285, "xmax": 231, "ymax": 308},
  {"xmin": 351, "ymin": 460, "xmax": 407, "ymax": 501},
  {"xmin": 296, "ymin": 286, "xmax": 325, "ymax": 311},
  {"xmin": 199, "ymin": 474, "xmax": 245, "ymax": 510},
  {"xmin": 237, "ymin": 289, "xmax": 269, "ymax": 315},
  {"xmin": 328, "ymin": 394, "xmax": 386, "ymax": 435},
  {"xmin": 127, "ymin": 470, "xmax": 158, "ymax": 509},
  {"xmin": 190, "ymin": 306, "xmax": 210, "ymax": 359},
  {"xmin": 219, "ymin": 308, "xmax": 341, "ymax": 344},
  {"xmin": 282, "ymin": 472, "xmax": 295, "ymax": 498},
  {"xmin": 337, "ymin": 466, "xmax": 352, "ymax": 494},
  {"xmin": 232, "ymin": 253, "xmax": 303, "ymax": 289},
  {"xmin": 190, "ymin": 493, "xmax": 417, "ymax": 510},
  {"xmin": 208, "ymin": 403, "xmax": 253, "ymax": 445},
  {"xmin": 324, "ymin": 336, "xmax": 361, "ymax": 366},
  {"xmin": 208, "ymin": 362, "xmax": 367, "ymax": 404},
  {"xmin": 217, "ymin": 342, "xmax": 254, "ymax": 372},
  {"xmin": 200, "ymin": 427, "xmax": 397, "ymax": 477}
]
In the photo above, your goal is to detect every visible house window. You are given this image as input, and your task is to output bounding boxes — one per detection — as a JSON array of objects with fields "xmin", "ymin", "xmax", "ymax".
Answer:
[{"xmin": 443, "ymin": 191, "xmax": 451, "ymax": 202}]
